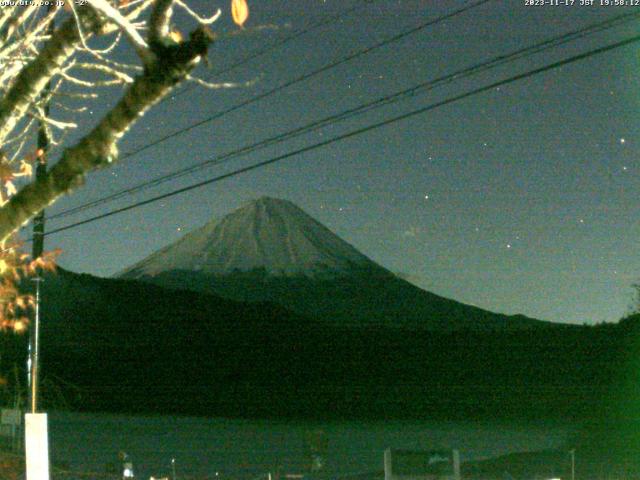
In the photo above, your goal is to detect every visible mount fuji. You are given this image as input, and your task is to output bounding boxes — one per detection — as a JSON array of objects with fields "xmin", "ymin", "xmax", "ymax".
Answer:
[
  {"xmin": 119, "ymin": 197, "xmax": 547, "ymax": 331},
  {"xmin": 120, "ymin": 196, "xmax": 380, "ymax": 278}
]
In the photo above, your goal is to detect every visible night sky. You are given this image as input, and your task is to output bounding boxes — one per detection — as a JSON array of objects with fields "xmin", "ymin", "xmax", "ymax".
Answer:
[{"xmin": 31, "ymin": 0, "xmax": 640, "ymax": 325}]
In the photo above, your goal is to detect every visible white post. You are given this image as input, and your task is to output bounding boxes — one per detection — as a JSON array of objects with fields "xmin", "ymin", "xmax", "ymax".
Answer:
[
  {"xmin": 384, "ymin": 449, "xmax": 393, "ymax": 480},
  {"xmin": 452, "ymin": 450, "xmax": 461, "ymax": 480},
  {"xmin": 570, "ymin": 449, "xmax": 575, "ymax": 480},
  {"xmin": 25, "ymin": 413, "xmax": 50, "ymax": 480}
]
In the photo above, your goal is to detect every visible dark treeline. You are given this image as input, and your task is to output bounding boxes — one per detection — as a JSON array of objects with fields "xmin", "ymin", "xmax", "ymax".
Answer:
[{"xmin": 0, "ymin": 269, "xmax": 633, "ymax": 426}]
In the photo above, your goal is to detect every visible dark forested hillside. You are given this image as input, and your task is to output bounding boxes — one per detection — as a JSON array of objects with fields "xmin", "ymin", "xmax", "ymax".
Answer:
[{"xmin": 0, "ymin": 269, "xmax": 634, "ymax": 423}]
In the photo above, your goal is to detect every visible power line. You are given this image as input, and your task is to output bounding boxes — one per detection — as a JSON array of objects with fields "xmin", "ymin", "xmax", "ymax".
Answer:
[
  {"xmin": 45, "ymin": 3, "xmax": 371, "ymax": 221},
  {"xmin": 117, "ymin": 0, "xmax": 492, "ymax": 160},
  {"xmin": 166, "ymin": 1, "xmax": 369, "ymax": 102},
  {"xmin": 48, "ymin": 9, "xmax": 640, "ymax": 221},
  {"xmin": 35, "ymin": 33, "xmax": 640, "ymax": 239}
]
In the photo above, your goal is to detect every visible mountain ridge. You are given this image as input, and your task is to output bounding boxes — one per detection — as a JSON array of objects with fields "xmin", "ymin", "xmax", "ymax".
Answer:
[
  {"xmin": 20, "ymin": 267, "xmax": 612, "ymax": 420},
  {"xmin": 119, "ymin": 197, "xmax": 381, "ymax": 279},
  {"xmin": 119, "ymin": 197, "xmax": 554, "ymax": 331}
]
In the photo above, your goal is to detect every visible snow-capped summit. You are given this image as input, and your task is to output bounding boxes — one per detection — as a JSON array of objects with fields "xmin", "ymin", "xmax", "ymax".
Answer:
[{"xmin": 120, "ymin": 197, "xmax": 379, "ymax": 279}]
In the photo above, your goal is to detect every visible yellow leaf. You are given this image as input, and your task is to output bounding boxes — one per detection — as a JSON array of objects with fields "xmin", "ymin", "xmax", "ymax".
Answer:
[
  {"xmin": 19, "ymin": 161, "xmax": 32, "ymax": 178},
  {"xmin": 0, "ymin": 164, "xmax": 13, "ymax": 182},
  {"xmin": 13, "ymin": 319, "xmax": 27, "ymax": 333},
  {"xmin": 231, "ymin": 0, "xmax": 249, "ymax": 27},
  {"xmin": 169, "ymin": 29, "xmax": 183, "ymax": 43},
  {"xmin": 4, "ymin": 181, "xmax": 16, "ymax": 198}
]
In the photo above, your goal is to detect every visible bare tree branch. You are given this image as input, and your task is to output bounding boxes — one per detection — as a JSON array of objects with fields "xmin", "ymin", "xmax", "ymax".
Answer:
[
  {"xmin": 174, "ymin": 1, "xmax": 221, "ymax": 25},
  {"xmin": 0, "ymin": 11, "xmax": 104, "ymax": 145},
  {"xmin": 86, "ymin": 0, "xmax": 150, "ymax": 57},
  {"xmin": 149, "ymin": 0, "xmax": 175, "ymax": 47},
  {"xmin": 0, "ymin": 4, "xmax": 20, "ymax": 38},
  {"xmin": 0, "ymin": 26, "xmax": 214, "ymax": 241}
]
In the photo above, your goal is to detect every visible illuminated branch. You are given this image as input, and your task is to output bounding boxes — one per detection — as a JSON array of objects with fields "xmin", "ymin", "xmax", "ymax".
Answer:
[
  {"xmin": 0, "ymin": 26, "xmax": 214, "ymax": 241},
  {"xmin": 0, "ymin": 11, "xmax": 105, "ymax": 145},
  {"xmin": 0, "ymin": 0, "xmax": 242, "ymax": 330}
]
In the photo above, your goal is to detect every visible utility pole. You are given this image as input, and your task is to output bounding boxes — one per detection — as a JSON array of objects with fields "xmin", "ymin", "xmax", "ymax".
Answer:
[
  {"xmin": 24, "ymin": 87, "xmax": 51, "ymax": 480},
  {"xmin": 27, "ymin": 71, "xmax": 48, "ymax": 415},
  {"xmin": 28, "ymin": 129, "xmax": 48, "ymax": 413},
  {"xmin": 24, "ymin": 7, "xmax": 53, "ymax": 480},
  {"xmin": 27, "ymin": 2, "xmax": 53, "ymax": 417}
]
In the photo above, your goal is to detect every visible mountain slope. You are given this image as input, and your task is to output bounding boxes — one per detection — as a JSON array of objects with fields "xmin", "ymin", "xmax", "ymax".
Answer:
[
  {"xmin": 8, "ymin": 268, "xmax": 614, "ymax": 421},
  {"xmin": 120, "ymin": 197, "xmax": 549, "ymax": 331},
  {"xmin": 32, "ymin": 268, "xmax": 332, "ymax": 415},
  {"xmin": 120, "ymin": 196, "xmax": 378, "ymax": 278}
]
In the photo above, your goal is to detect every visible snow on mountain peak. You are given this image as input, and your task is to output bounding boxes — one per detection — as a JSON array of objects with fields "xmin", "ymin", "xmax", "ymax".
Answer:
[{"xmin": 119, "ymin": 197, "xmax": 378, "ymax": 278}]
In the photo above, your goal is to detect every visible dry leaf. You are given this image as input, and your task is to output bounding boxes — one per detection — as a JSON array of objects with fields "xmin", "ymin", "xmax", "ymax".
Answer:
[
  {"xmin": 12, "ymin": 319, "xmax": 26, "ymax": 333},
  {"xmin": 231, "ymin": 0, "xmax": 249, "ymax": 27},
  {"xmin": 0, "ymin": 164, "xmax": 13, "ymax": 183},
  {"xmin": 169, "ymin": 29, "xmax": 183, "ymax": 43},
  {"xmin": 14, "ymin": 297, "xmax": 26, "ymax": 310},
  {"xmin": 5, "ymin": 181, "xmax": 17, "ymax": 198},
  {"xmin": 5, "ymin": 181, "xmax": 16, "ymax": 198},
  {"xmin": 14, "ymin": 161, "xmax": 32, "ymax": 178}
]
